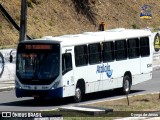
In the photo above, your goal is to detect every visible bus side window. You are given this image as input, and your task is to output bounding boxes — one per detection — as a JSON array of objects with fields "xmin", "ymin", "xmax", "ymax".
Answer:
[
  {"xmin": 102, "ymin": 41, "xmax": 114, "ymax": 62},
  {"xmin": 127, "ymin": 38, "xmax": 139, "ymax": 58},
  {"xmin": 115, "ymin": 40, "xmax": 127, "ymax": 60},
  {"xmin": 74, "ymin": 45, "xmax": 88, "ymax": 67},
  {"xmin": 88, "ymin": 43, "xmax": 101, "ymax": 64},
  {"xmin": 140, "ymin": 37, "xmax": 150, "ymax": 57},
  {"xmin": 62, "ymin": 53, "xmax": 72, "ymax": 75}
]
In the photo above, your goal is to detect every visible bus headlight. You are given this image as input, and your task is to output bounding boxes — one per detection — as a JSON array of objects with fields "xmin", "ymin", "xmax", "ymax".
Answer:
[
  {"xmin": 16, "ymin": 81, "xmax": 22, "ymax": 89},
  {"xmin": 51, "ymin": 81, "xmax": 60, "ymax": 89}
]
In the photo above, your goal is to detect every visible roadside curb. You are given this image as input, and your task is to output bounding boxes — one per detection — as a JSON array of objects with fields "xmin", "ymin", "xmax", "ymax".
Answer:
[{"xmin": 0, "ymin": 86, "xmax": 14, "ymax": 92}]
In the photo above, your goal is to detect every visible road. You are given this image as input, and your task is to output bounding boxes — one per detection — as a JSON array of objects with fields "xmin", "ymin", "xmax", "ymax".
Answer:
[{"xmin": 0, "ymin": 70, "xmax": 160, "ymax": 112}]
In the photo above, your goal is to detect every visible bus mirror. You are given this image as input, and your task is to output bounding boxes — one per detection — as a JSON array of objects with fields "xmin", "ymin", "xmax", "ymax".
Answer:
[{"xmin": 10, "ymin": 55, "xmax": 13, "ymax": 63}]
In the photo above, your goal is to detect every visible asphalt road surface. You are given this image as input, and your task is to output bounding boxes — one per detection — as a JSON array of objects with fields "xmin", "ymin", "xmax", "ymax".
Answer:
[{"xmin": 0, "ymin": 70, "xmax": 159, "ymax": 112}]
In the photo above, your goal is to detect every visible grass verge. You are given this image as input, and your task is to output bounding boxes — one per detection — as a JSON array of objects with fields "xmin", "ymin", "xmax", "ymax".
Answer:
[
  {"xmin": 87, "ymin": 93, "xmax": 160, "ymax": 111},
  {"xmin": 42, "ymin": 93, "xmax": 160, "ymax": 120}
]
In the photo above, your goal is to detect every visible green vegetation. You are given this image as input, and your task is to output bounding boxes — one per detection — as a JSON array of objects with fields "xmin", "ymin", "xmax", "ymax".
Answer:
[
  {"xmin": 33, "ymin": 15, "xmax": 38, "ymax": 20},
  {"xmin": 49, "ymin": 21, "xmax": 54, "ymax": 26},
  {"xmin": 132, "ymin": 24, "xmax": 140, "ymax": 29},
  {"xmin": 31, "ymin": 0, "xmax": 42, "ymax": 5},
  {"xmin": 27, "ymin": 0, "xmax": 34, "ymax": 8},
  {"xmin": 27, "ymin": 0, "xmax": 42, "ymax": 8},
  {"xmin": 0, "ymin": 23, "xmax": 2, "ymax": 29}
]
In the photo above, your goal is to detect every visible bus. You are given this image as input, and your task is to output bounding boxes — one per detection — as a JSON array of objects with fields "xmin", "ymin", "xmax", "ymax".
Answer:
[{"xmin": 15, "ymin": 28, "xmax": 153, "ymax": 102}]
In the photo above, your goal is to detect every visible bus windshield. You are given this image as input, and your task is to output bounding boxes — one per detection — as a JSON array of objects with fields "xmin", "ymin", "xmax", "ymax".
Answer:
[{"xmin": 16, "ymin": 43, "xmax": 60, "ymax": 85}]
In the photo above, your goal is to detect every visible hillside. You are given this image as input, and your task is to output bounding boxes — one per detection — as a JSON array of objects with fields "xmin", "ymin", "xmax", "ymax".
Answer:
[{"xmin": 0, "ymin": 0, "xmax": 160, "ymax": 47}]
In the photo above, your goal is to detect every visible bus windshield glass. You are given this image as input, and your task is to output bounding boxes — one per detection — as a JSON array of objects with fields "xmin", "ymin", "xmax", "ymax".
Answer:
[{"xmin": 16, "ymin": 43, "xmax": 60, "ymax": 85}]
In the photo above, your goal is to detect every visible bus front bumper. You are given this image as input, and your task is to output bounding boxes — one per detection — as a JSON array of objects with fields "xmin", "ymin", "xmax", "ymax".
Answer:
[{"xmin": 15, "ymin": 87, "xmax": 63, "ymax": 98}]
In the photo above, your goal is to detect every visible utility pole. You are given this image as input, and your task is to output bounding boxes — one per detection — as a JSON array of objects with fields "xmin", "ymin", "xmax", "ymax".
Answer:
[{"xmin": 19, "ymin": 0, "xmax": 27, "ymax": 41}]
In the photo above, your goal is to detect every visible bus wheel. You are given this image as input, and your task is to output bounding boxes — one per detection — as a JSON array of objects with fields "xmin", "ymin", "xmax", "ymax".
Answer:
[
  {"xmin": 123, "ymin": 75, "xmax": 131, "ymax": 94},
  {"xmin": 74, "ymin": 86, "xmax": 82, "ymax": 103}
]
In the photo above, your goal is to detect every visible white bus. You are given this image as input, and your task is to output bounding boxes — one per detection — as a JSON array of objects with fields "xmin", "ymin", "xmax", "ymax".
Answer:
[{"xmin": 15, "ymin": 28, "xmax": 153, "ymax": 102}]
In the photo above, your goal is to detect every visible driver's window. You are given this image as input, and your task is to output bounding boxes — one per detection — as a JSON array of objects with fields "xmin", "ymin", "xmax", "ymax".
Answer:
[{"xmin": 62, "ymin": 53, "xmax": 72, "ymax": 75}]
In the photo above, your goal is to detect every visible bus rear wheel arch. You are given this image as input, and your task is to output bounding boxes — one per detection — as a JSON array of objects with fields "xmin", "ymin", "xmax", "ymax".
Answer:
[{"xmin": 74, "ymin": 79, "xmax": 85, "ymax": 103}]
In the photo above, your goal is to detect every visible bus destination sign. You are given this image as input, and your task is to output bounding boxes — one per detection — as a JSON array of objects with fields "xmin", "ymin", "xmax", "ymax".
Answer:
[{"xmin": 25, "ymin": 45, "xmax": 51, "ymax": 50}]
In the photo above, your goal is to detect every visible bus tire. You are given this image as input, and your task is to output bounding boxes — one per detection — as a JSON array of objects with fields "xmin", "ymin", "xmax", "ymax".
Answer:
[
  {"xmin": 74, "ymin": 85, "xmax": 82, "ymax": 103},
  {"xmin": 74, "ymin": 80, "xmax": 85, "ymax": 103},
  {"xmin": 123, "ymin": 75, "xmax": 131, "ymax": 94}
]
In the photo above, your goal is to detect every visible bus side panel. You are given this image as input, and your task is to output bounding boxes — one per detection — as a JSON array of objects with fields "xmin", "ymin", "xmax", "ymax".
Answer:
[
  {"xmin": 132, "ymin": 73, "xmax": 152, "ymax": 85},
  {"xmin": 102, "ymin": 78, "xmax": 118, "ymax": 90},
  {"xmin": 132, "ymin": 36, "xmax": 152, "ymax": 85},
  {"xmin": 136, "ymin": 56, "xmax": 152, "ymax": 85},
  {"xmin": 141, "ymin": 36, "xmax": 153, "ymax": 72},
  {"xmin": 62, "ymin": 71, "xmax": 75, "ymax": 97},
  {"xmin": 107, "ymin": 58, "xmax": 141, "ymax": 89},
  {"xmin": 86, "ymin": 82, "xmax": 95, "ymax": 93},
  {"xmin": 140, "ymin": 56, "xmax": 152, "ymax": 73},
  {"xmin": 74, "ymin": 64, "xmax": 103, "ymax": 94},
  {"xmin": 62, "ymin": 85, "xmax": 75, "ymax": 97},
  {"xmin": 139, "ymin": 36, "xmax": 153, "ymax": 84},
  {"xmin": 99, "ymin": 62, "xmax": 118, "ymax": 90}
]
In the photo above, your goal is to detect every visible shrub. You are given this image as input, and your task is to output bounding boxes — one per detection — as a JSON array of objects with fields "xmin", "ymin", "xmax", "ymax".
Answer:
[
  {"xmin": 31, "ymin": 0, "xmax": 42, "ymax": 5},
  {"xmin": 0, "ymin": 23, "xmax": 2, "ymax": 29},
  {"xmin": 27, "ymin": 0, "xmax": 34, "ymax": 8},
  {"xmin": 132, "ymin": 24, "xmax": 140, "ymax": 29}
]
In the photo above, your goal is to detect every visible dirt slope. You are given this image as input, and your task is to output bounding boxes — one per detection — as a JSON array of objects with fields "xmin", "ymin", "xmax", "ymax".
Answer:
[{"xmin": 0, "ymin": 0, "xmax": 160, "ymax": 46}]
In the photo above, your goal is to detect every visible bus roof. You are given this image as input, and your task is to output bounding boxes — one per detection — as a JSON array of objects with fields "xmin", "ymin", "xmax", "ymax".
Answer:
[{"xmin": 26, "ymin": 28, "xmax": 152, "ymax": 47}]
